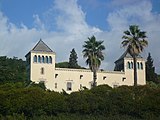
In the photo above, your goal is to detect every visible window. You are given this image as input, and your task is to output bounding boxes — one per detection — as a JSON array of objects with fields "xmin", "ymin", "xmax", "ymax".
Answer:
[
  {"xmin": 122, "ymin": 77, "xmax": 126, "ymax": 82},
  {"xmin": 41, "ymin": 67, "xmax": 44, "ymax": 74},
  {"xmin": 38, "ymin": 55, "xmax": 41, "ymax": 63},
  {"xmin": 67, "ymin": 82, "xmax": 72, "ymax": 91},
  {"xmin": 137, "ymin": 62, "xmax": 140, "ymax": 69},
  {"xmin": 55, "ymin": 83, "xmax": 57, "ymax": 89},
  {"xmin": 46, "ymin": 56, "xmax": 49, "ymax": 63},
  {"xmin": 103, "ymin": 76, "xmax": 106, "ymax": 80},
  {"xmin": 42, "ymin": 56, "xmax": 45, "ymax": 63},
  {"xmin": 80, "ymin": 75, "xmax": 83, "ymax": 79},
  {"xmin": 49, "ymin": 56, "xmax": 52, "ymax": 64},
  {"xmin": 33, "ymin": 55, "xmax": 37, "ymax": 63},
  {"xmin": 140, "ymin": 62, "xmax": 143, "ymax": 70},
  {"xmin": 55, "ymin": 74, "xmax": 58, "ymax": 78},
  {"xmin": 131, "ymin": 62, "xmax": 133, "ymax": 69},
  {"xmin": 127, "ymin": 62, "xmax": 131, "ymax": 69}
]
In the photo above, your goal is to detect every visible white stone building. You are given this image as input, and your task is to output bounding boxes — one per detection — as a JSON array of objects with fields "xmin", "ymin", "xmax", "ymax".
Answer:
[{"xmin": 25, "ymin": 40, "xmax": 146, "ymax": 93}]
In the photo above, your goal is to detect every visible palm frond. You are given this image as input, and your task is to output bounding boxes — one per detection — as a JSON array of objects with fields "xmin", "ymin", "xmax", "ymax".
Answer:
[
  {"xmin": 122, "ymin": 25, "xmax": 148, "ymax": 56},
  {"xmin": 124, "ymin": 30, "xmax": 131, "ymax": 35},
  {"xmin": 82, "ymin": 35, "xmax": 105, "ymax": 71}
]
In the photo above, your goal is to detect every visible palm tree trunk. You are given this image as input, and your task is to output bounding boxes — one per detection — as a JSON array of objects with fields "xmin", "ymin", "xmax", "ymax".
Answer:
[
  {"xmin": 133, "ymin": 56, "xmax": 137, "ymax": 86},
  {"xmin": 93, "ymin": 70, "xmax": 97, "ymax": 87}
]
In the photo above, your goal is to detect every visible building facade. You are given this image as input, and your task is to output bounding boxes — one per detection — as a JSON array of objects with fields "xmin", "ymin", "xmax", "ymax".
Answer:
[{"xmin": 25, "ymin": 40, "xmax": 146, "ymax": 93}]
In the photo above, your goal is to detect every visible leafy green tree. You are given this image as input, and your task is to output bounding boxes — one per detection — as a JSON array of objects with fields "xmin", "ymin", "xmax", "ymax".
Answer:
[
  {"xmin": 56, "ymin": 61, "xmax": 85, "ymax": 69},
  {"xmin": 69, "ymin": 48, "xmax": 78, "ymax": 68},
  {"xmin": 0, "ymin": 56, "xmax": 27, "ymax": 83},
  {"xmin": 28, "ymin": 81, "xmax": 46, "ymax": 90},
  {"xmin": 82, "ymin": 36, "xmax": 105, "ymax": 87},
  {"xmin": 146, "ymin": 53, "xmax": 158, "ymax": 83},
  {"xmin": 122, "ymin": 25, "xmax": 148, "ymax": 86},
  {"xmin": 1, "ymin": 84, "xmax": 160, "ymax": 119}
]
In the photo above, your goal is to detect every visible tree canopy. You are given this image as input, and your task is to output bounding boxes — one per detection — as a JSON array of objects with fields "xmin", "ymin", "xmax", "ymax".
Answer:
[
  {"xmin": 146, "ymin": 53, "xmax": 159, "ymax": 83},
  {"xmin": 0, "ymin": 83, "xmax": 160, "ymax": 120},
  {"xmin": 0, "ymin": 56, "xmax": 27, "ymax": 83},
  {"xmin": 122, "ymin": 25, "xmax": 148, "ymax": 86},
  {"xmin": 122, "ymin": 25, "xmax": 148, "ymax": 57},
  {"xmin": 69, "ymin": 48, "xmax": 79, "ymax": 68},
  {"xmin": 83, "ymin": 35, "xmax": 105, "ymax": 87}
]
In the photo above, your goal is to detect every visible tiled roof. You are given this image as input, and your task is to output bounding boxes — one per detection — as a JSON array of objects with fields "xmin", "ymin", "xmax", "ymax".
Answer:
[{"xmin": 32, "ymin": 39, "xmax": 53, "ymax": 52}]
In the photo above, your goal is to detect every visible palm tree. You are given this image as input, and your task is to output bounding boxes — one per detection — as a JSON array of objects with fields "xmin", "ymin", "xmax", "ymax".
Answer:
[
  {"xmin": 82, "ymin": 36, "xmax": 105, "ymax": 87},
  {"xmin": 122, "ymin": 25, "xmax": 148, "ymax": 86}
]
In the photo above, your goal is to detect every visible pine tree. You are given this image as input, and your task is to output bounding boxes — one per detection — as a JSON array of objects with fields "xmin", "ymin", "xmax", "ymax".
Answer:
[
  {"xmin": 146, "ymin": 53, "xmax": 158, "ymax": 83},
  {"xmin": 69, "ymin": 48, "xmax": 78, "ymax": 68}
]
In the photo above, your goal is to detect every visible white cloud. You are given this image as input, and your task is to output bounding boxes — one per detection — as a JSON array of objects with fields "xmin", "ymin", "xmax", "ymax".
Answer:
[
  {"xmin": 105, "ymin": 0, "xmax": 160, "ymax": 73},
  {"xmin": 0, "ymin": 0, "xmax": 160, "ymax": 73},
  {"xmin": 0, "ymin": 11, "xmax": 46, "ymax": 58},
  {"xmin": 0, "ymin": 0, "xmax": 102, "ymax": 69},
  {"xmin": 33, "ymin": 14, "xmax": 45, "ymax": 30},
  {"xmin": 40, "ymin": 0, "xmax": 102, "ymax": 65}
]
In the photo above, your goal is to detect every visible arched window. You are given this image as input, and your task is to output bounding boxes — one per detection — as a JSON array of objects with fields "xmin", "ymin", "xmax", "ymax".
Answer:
[
  {"xmin": 46, "ymin": 56, "xmax": 49, "ymax": 63},
  {"xmin": 41, "ymin": 67, "xmax": 44, "ymax": 74},
  {"xmin": 38, "ymin": 55, "xmax": 41, "ymax": 63},
  {"xmin": 49, "ymin": 56, "xmax": 52, "ymax": 64},
  {"xmin": 127, "ymin": 62, "xmax": 131, "ymax": 69},
  {"xmin": 137, "ymin": 62, "xmax": 140, "ymax": 69},
  {"xmin": 33, "ymin": 55, "xmax": 37, "ymax": 63},
  {"xmin": 42, "ymin": 56, "xmax": 45, "ymax": 63},
  {"xmin": 140, "ymin": 62, "xmax": 143, "ymax": 70},
  {"xmin": 131, "ymin": 62, "xmax": 133, "ymax": 69}
]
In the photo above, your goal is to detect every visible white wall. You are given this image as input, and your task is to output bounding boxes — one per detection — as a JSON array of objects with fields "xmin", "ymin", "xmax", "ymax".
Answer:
[
  {"xmin": 30, "ymin": 51, "xmax": 56, "ymax": 90},
  {"xmin": 27, "ymin": 51, "xmax": 146, "ymax": 93}
]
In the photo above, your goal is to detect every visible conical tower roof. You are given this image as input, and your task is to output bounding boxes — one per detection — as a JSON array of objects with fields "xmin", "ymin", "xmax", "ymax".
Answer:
[{"xmin": 32, "ymin": 39, "xmax": 53, "ymax": 52}]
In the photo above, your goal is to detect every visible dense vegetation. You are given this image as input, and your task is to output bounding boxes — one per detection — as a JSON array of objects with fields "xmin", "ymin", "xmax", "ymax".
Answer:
[
  {"xmin": 55, "ymin": 61, "xmax": 70, "ymax": 68},
  {"xmin": 0, "ymin": 83, "xmax": 160, "ymax": 120},
  {"xmin": 55, "ymin": 61, "xmax": 84, "ymax": 69},
  {"xmin": 0, "ymin": 56, "xmax": 27, "ymax": 83},
  {"xmin": 0, "ymin": 54, "xmax": 160, "ymax": 119}
]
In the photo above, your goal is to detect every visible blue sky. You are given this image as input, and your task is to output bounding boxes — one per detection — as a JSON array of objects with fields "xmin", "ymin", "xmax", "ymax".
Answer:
[
  {"xmin": 0, "ymin": 0, "xmax": 160, "ymax": 73},
  {"xmin": 1, "ymin": 0, "xmax": 160, "ymax": 30}
]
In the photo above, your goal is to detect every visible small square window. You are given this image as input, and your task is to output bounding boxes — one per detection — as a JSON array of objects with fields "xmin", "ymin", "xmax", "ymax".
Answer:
[
  {"xmin": 55, "ymin": 74, "xmax": 58, "ymax": 78},
  {"xmin": 103, "ymin": 76, "xmax": 106, "ymax": 80},
  {"xmin": 80, "ymin": 75, "xmax": 83, "ymax": 79},
  {"xmin": 122, "ymin": 77, "xmax": 126, "ymax": 81}
]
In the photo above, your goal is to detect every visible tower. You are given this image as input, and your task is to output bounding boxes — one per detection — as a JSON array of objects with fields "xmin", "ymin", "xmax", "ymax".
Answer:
[
  {"xmin": 114, "ymin": 51, "xmax": 146, "ymax": 86},
  {"xmin": 25, "ymin": 39, "xmax": 56, "ymax": 90}
]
